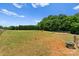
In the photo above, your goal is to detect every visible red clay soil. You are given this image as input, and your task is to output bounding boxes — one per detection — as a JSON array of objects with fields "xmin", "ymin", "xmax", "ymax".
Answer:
[{"xmin": 44, "ymin": 33, "xmax": 79, "ymax": 56}]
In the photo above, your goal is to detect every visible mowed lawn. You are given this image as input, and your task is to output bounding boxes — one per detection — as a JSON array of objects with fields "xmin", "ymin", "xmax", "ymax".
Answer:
[{"xmin": 0, "ymin": 30, "xmax": 79, "ymax": 56}]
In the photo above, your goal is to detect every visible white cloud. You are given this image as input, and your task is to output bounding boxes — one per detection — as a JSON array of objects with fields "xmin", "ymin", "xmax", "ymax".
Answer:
[
  {"xmin": 31, "ymin": 3, "xmax": 50, "ymax": 8},
  {"xmin": 0, "ymin": 9, "xmax": 25, "ymax": 18},
  {"xmin": 35, "ymin": 19, "xmax": 41, "ymax": 23},
  {"xmin": 73, "ymin": 5, "xmax": 79, "ymax": 10},
  {"xmin": 13, "ymin": 3, "xmax": 25, "ymax": 8},
  {"xmin": 34, "ymin": 19, "xmax": 41, "ymax": 24}
]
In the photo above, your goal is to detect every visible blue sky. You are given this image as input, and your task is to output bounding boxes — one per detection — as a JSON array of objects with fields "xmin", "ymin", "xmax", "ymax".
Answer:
[{"xmin": 0, "ymin": 3, "xmax": 79, "ymax": 26}]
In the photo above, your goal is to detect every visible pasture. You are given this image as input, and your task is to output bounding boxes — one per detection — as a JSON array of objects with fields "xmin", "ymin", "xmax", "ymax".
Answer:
[{"xmin": 0, "ymin": 30, "xmax": 79, "ymax": 56}]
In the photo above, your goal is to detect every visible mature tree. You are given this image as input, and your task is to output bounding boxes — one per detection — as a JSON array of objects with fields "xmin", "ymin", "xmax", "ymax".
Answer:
[
  {"xmin": 37, "ymin": 13, "xmax": 79, "ymax": 34},
  {"xmin": 2, "ymin": 13, "xmax": 79, "ymax": 34},
  {"xmin": 0, "ymin": 26, "xmax": 3, "ymax": 29}
]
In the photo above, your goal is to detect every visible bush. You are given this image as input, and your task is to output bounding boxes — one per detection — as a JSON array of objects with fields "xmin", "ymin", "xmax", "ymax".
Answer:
[{"xmin": 70, "ymin": 23, "xmax": 79, "ymax": 34}]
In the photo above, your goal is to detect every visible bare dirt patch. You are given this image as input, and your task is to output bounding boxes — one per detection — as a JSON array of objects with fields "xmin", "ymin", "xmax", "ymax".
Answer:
[{"xmin": 43, "ymin": 33, "xmax": 79, "ymax": 56}]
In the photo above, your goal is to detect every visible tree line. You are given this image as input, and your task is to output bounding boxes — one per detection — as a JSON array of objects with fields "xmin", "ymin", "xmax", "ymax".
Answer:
[
  {"xmin": 0, "ymin": 13, "xmax": 79, "ymax": 34},
  {"xmin": 38, "ymin": 13, "xmax": 79, "ymax": 34},
  {"xmin": 0, "ymin": 25, "xmax": 39, "ymax": 30}
]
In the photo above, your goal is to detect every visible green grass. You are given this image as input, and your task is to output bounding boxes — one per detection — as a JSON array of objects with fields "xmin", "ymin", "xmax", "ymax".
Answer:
[
  {"xmin": 0, "ymin": 30, "xmax": 51, "ymax": 56},
  {"xmin": 0, "ymin": 30, "xmax": 3, "ymax": 35},
  {"xmin": 0, "ymin": 30, "xmax": 79, "ymax": 56}
]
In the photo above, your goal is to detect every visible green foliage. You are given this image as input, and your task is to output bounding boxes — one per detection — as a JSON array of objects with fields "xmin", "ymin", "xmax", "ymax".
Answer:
[
  {"xmin": 8, "ymin": 25, "xmax": 39, "ymax": 30},
  {"xmin": 70, "ymin": 22, "xmax": 79, "ymax": 34},
  {"xmin": 1, "ymin": 13, "xmax": 79, "ymax": 34},
  {"xmin": 37, "ymin": 13, "xmax": 79, "ymax": 34},
  {"xmin": 0, "ymin": 26, "xmax": 3, "ymax": 29}
]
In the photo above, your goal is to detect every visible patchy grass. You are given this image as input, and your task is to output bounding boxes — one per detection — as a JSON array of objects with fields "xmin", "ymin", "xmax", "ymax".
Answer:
[
  {"xmin": 0, "ymin": 30, "xmax": 51, "ymax": 56},
  {"xmin": 0, "ymin": 29, "xmax": 4, "ymax": 35},
  {"xmin": 0, "ymin": 30, "xmax": 79, "ymax": 56}
]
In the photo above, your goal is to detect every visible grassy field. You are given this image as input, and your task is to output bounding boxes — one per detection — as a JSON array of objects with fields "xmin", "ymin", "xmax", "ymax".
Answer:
[{"xmin": 0, "ymin": 30, "xmax": 79, "ymax": 56}]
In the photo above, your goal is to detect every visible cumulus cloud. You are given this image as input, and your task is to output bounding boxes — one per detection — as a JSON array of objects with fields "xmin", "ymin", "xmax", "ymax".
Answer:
[
  {"xmin": 13, "ymin": 3, "xmax": 49, "ymax": 8},
  {"xmin": 31, "ymin": 3, "xmax": 50, "ymax": 8},
  {"xmin": 34, "ymin": 19, "xmax": 41, "ymax": 24},
  {"xmin": 35, "ymin": 19, "xmax": 41, "ymax": 23},
  {"xmin": 73, "ymin": 5, "xmax": 79, "ymax": 10},
  {"xmin": 0, "ymin": 9, "xmax": 24, "ymax": 18},
  {"xmin": 13, "ymin": 3, "xmax": 25, "ymax": 8}
]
